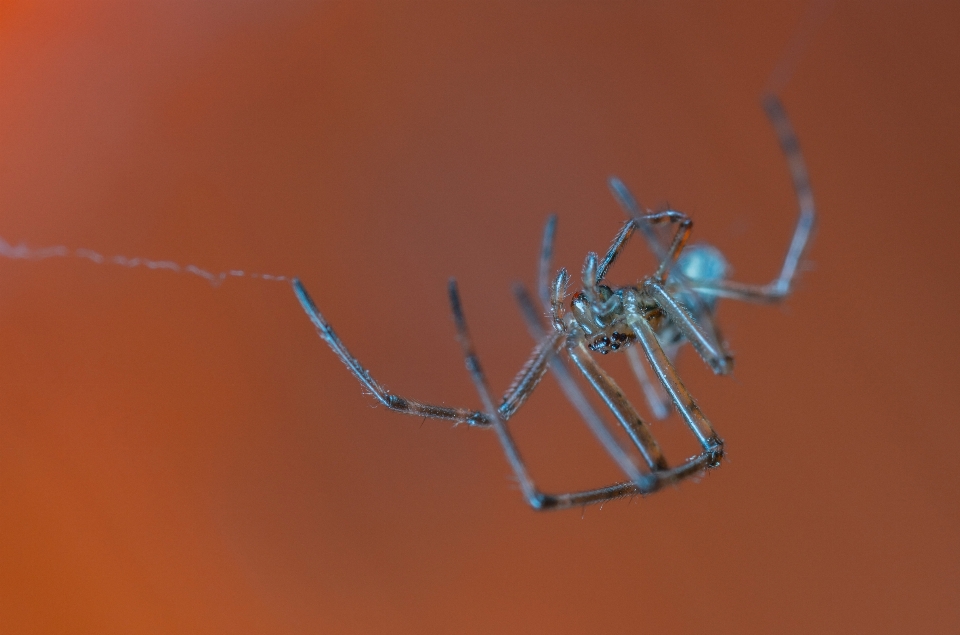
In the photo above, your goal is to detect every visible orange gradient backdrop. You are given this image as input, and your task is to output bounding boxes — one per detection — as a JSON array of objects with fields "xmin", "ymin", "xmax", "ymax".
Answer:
[{"xmin": 1, "ymin": 2, "xmax": 958, "ymax": 633}]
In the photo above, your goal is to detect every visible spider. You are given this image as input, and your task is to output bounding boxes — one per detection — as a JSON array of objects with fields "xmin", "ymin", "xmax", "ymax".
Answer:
[{"xmin": 292, "ymin": 94, "xmax": 815, "ymax": 511}]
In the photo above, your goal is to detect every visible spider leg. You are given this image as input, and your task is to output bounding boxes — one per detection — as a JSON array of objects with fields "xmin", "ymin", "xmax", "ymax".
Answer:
[
  {"xmin": 684, "ymin": 96, "xmax": 815, "ymax": 304},
  {"xmin": 627, "ymin": 310, "xmax": 724, "ymax": 462},
  {"xmin": 513, "ymin": 284, "xmax": 654, "ymax": 486},
  {"xmin": 644, "ymin": 211, "xmax": 693, "ymax": 282},
  {"xmin": 293, "ymin": 279, "xmax": 490, "ymax": 425},
  {"xmin": 533, "ymin": 454, "xmax": 719, "ymax": 510},
  {"xmin": 567, "ymin": 340, "xmax": 668, "ymax": 470},
  {"xmin": 643, "ymin": 278, "xmax": 734, "ymax": 375},
  {"xmin": 595, "ymin": 185, "xmax": 693, "ymax": 285},
  {"xmin": 498, "ymin": 329, "xmax": 565, "ymax": 420},
  {"xmin": 625, "ymin": 345, "xmax": 671, "ymax": 420},
  {"xmin": 596, "ymin": 219, "xmax": 636, "ymax": 283},
  {"xmin": 608, "ymin": 176, "xmax": 669, "ymax": 264},
  {"xmin": 515, "ymin": 285, "xmax": 721, "ymax": 505},
  {"xmin": 496, "ymin": 453, "xmax": 720, "ymax": 511},
  {"xmin": 294, "ymin": 278, "xmax": 557, "ymax": 428},
  {"xmin": 607, "ymin": 177, "xmax": 728, "ymax": 345},
  {"xmin": 450, "ymin": 281, "xmax": 652, "ymax": 507}
]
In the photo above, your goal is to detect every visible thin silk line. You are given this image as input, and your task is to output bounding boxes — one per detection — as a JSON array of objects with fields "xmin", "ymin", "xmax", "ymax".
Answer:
[{"xmin": 0, "ymin": 236, "xmax": 290, "ymax": 287}]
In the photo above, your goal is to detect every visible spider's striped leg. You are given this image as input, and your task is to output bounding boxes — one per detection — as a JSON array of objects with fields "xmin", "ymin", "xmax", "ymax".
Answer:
[
  {"xmin": 567, "ymin": 341, "xmax": 668, "ymax": 471},
  {"xmin": 451, "ymin": 280, "xmax": 652, "ymax": 510},
  {"xmin": 514, "ymin": 285, "xmax": 719, "ymax": 502},
  {"xmin": 627, "ymin": 311, "xmax": 724, "ymax": 463},
  {"xmin": 608, "ymin": 177, "xmax": 669, "ymax": 264},
  {"xmin": 684, "ymin": 96, "xmax": 815, "ymax": 305},
  {"xmin": 643, "ymin": 278, "xmax": 734, "ymax": 376},
  {"xmin": 484, "ymin": 448, "xmax": 720, "ymax": 512},
  {"xmin": 607, "ymin": 178, "xmax": 698, "ymax": 279},
  {"xmin": 497, "ymin": 329, "xmax": 565, "ymax": 420},
  {"xmin": 763, "ymin": 94, "xmax": 815, "ymax": 294},
  {"xmin": 294, "ymin": 278, "xmax": 557, "ymax": 428},
  {"xmin": 625, "ymin": 345, "xmax": 671, "ymax": 420},
  {"xmin": 528, "ymin": 449, "xmax": 718, "ymax": 509},
  {"xmin": 514, "ymin": 285, "xmax": 661, "ymax": 478},
  {"xmin": 513, "ymin": 284, "xmax": 667, "ymax": 480},
  {"xmin": 600, "ymin": 181, "xmax": 693, "ymax": 284},
  {"xmin": 652, "ymin": 213, "xmax": 692, "ymax": 282}
]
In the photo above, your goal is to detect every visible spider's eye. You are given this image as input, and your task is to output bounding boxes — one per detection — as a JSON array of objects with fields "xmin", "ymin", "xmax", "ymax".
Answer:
[{"xmin": 589, "ymin": 336, "xmax": 612, "ymax": 353}]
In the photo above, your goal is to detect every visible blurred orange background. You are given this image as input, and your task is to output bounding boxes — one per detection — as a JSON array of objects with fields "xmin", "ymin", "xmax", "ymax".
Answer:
[{"xmin": 1, "ymin": 1, "xmax": 958, "ymax": 633}]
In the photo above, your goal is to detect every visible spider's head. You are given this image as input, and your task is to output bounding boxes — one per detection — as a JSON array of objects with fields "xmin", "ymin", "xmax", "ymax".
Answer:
[
  {"xmin": 570, "ymin": 285, "xmax": 636, "ymax": 355},
  {"xmin": 568, "ymin": 251, "xmax": 640, "ymax": 355}
]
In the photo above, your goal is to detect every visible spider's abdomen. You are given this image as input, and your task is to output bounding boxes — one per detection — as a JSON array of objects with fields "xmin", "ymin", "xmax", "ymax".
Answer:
[
  {"xmin": 675, "ymin": 243, "xmax": 728, "ymax": 283},
  {"xmin": 671, "ymin": 243, "xmax": 729, "ymax": 313}
]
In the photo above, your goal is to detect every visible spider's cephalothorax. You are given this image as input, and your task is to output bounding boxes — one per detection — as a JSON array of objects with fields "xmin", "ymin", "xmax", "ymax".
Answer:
[
  {"xmin": 572, "ymin": 241, "xmax": 733, "ymax": 356},
  {"xmin": 572, "ymin": 286, "xmax": 638, "ymax": 355},
  {"xmin": 293, "ymin": 94, "xmax": 815, "ymax": 511}
]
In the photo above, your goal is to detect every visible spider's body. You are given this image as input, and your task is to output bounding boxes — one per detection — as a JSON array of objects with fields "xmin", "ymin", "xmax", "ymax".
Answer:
[
  {"xmin": 578, "ymin": 244, "xmax": 729, "ymax": 356},
  {"xmin": 293, "ymin": 95, "xmax": 815, "ymax": 511}
]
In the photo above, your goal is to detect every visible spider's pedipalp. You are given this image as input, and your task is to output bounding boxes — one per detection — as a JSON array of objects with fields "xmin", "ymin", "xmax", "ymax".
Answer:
[
  {"xmin": 549, "ymin": 268, "xmax": 570, "ymax": 331},
  {"xmin": 537, "ymin": 214, "xmax": 558, "ymax": 314}
]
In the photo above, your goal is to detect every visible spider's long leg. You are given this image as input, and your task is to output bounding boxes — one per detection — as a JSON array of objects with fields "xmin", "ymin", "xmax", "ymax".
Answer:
[
  {"xmin": 628, "ymin": 312, "xmax": 723, "ymax": 460},
  {"xmin": 652, "ymin": 214, "xmax": 693, "ymax": 282},
  {"xmin": 608, "ymin": 177, "xmax": 669, "ymax": 263},
  {"xmin": 684, "ymin": 96, "xmax": 815, "ymax": 304},
  {"xmin": 625, "ymin": 345, "xmax": 671, "ymax": 420},
  {"xmin": 597, "ymin": 184, "xmax": 693, "ymax": 284},
  {"xmin": 455, "ymin": 281, "xmax": 703, "ymax": 511},
  {"xmin": 295, "ymin": 278, "xmax": 559, "ymax": 428},
  {"xmin": 536, "ymin": 216, "xmax": 572, "ymax": 332},
  {"xmin": 512, "ymin": 285, "xmax": 653, "ymax": 485},
  {"xmin": 450, "ymin": 280, "xmax": 655, "ymax": 509},
  {"xmin": 529, "ymin": 453, "xmax": 718, "ymax": 510},
  {"xmin": 294, "ymin": 279, "xmax": 490, "ymax": 425},
  {"xmin": 513, "ymin": 286, "xmax": 720, "ymax": 508},
  {"xmin": 643, "ymin": 278, "xmax": 734, "ymax": 375},
  {"xmin": 567, "ymin": 341, "xmax": 669, "ymax": 470},
  {"xmin": 498, "ymin": 329, "xmax": 565, "ymax": 420}
]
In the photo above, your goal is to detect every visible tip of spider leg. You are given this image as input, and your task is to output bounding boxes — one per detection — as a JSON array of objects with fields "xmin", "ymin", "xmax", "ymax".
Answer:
[
  {"xmin": 713, "ymin": 355, "xmax": 735, "ymax": 375},
  {"xmin": 526, "ymin": 492, "xmax": 556, "ymax": 511},
  {"xmin": 607, "ymin": 176, "xmax": 638, "ymax": 211},
  {"xmin": 447, "ymin": 278, "xmax": 465, "ymax": 323},
  {"xmin": 291, "ymin": 278, "xmax": 320, "ymax": 314},
  {"xmin": 291, "ymin": 277, "xmax": 307, "ymax": 296}
]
